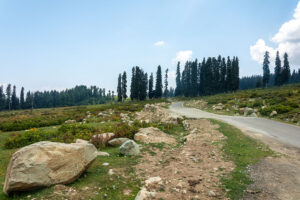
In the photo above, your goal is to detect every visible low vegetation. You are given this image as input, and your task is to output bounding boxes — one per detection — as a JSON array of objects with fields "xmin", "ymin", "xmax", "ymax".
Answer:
[
  {"xmin": 0, "ymin": 99, "xmax": 167, "ymax": 132},
  {"xmin": 210, "ymin": 119, "xmax": 274, "ymax": 199},
  {"xmin": 185, "ymin": 83, "xmax": 300, "ymax": 125}
]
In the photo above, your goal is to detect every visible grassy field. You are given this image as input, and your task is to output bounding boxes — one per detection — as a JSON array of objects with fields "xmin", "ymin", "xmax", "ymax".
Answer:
[
  {"xmin": 0, "ymin": 98, "xmax": 280, "ymax": 199},
  {"xmin": 185, "ymin": 83, "xmax": 300, "ymax": 125},
  {"xmin": 0, "ymin": 99, "xmax": 181, "ymax": 200}
]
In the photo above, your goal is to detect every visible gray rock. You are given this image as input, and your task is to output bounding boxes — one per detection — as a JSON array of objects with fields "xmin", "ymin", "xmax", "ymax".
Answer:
[
  {"xmin": 120, "ymin": 140, "xmax": 140, "ymax": 156},
  {"xmin": 3, "ymin": 141, "xmax": 97, "ymax": 195},
  {"xmin": 108, "ymin": 138, "xmax": 130, "ymax": 147}
]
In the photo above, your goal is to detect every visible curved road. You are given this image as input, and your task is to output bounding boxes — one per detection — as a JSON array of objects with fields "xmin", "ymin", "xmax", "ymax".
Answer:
[{"xmin": 170, "ymin": 102, "xmax": 300, "ymax": 148}]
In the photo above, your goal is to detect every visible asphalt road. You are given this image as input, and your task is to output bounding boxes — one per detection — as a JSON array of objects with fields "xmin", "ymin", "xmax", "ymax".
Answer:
[{"xmin": 170, "ymin": 102, "xmax": 300, "ymax": 148}]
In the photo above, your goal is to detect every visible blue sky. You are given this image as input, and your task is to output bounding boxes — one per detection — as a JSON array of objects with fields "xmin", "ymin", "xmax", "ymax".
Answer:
[{"xmin": 0, "ymin": 0, "xmax": 299, "ymax": 92}]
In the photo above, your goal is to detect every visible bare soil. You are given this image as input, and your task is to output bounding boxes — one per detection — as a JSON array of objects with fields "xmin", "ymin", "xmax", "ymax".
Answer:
[{"xmin": 136, "ymin": 119, "xmax": 234, "ymax": 199}]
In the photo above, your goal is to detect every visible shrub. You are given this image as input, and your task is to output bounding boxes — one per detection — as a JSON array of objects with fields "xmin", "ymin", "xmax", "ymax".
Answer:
[
  {"xmin": 261, "ymin": 104, "xmax": 293, "ymax": 116},
  {"xmin": 57, "ymin": 124, "xmax": 97, "ymax": 143},
  {"xmin": 4, "ymin": 129, "xmax": 58, "ymax": 149}
]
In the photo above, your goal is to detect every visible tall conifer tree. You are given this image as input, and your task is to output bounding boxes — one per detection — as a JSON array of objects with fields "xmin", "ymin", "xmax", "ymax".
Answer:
[
  {"xmin": 20, "ymin": 87, "xmax": 25, "ymax": 109},
  {"xmin": 155, "ymin": 65, "xmax": 163, "ymax": 98},
  {"xmin": 274, "ymin": 51, "xmax": 282, "ymax": 86},
  {"xmin": 175, "ymin": 62, "xmax": 181, "ymax": 96},
  {"xmin": 117, "ymin": 74, "xmax": 122, "ymax": 102},
  {"xmin": 148, "ymin": 73, "xmax": 154, "ymax": 99},
  {"xmin": 121, "ymin": 71, "xmax": 127, "ymax": 100},
  {"xmin": 262, "ymin": 51, "xmax": 270, "ymax": 87},
  {"xmin": 282, "ymin": 52, "xmax": 290, "ymax": 85}
]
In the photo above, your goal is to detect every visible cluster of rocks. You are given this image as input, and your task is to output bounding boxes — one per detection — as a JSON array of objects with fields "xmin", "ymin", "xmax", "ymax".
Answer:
[
  {"xmin": 135, "ymin": 103, "xmax": 183, "ymax": 124},
  {"xmin": 134, "ymin": 127, "xmax": 176, "ymax": 144},
  {"xmin": 135, "ymin": 177, "xmax": 163, "ymax": 200},
  {"xmin": 185, "ymin": 100, "xmax": 208, "ymax": 109},
  {"xmin": 64, "ymin": 119, "xmax": 76, "ymax": 124},
  {"xmin": 212, "ymin": 103, "xmax": 225, "ymax": 110},
  {"xmin": 120, "ymin": 113, "xmax": 134, "ymax": 125}
]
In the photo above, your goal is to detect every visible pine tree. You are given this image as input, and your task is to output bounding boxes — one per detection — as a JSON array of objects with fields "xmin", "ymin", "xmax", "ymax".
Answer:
[
  {"xmin": 11, "ymin": 85, "xmax": 19, "ymax": 109},
  {"xmin": 226, "ymin": 57, "xmax": 232, "ymax": 91},
  {"xmin": 117, "ymin": 74, "xmax": 122, "ymax": 102},
  {"xmin": 282, "ymin": 52, "xmax": 290, "ymax": 85},
  {"xmin": 262, "ymin": 51, "xmax": 270, "ymax": 87},
  {"xmin": 155, "ymin": 65, "xmax": 163, "ymax": 98},
  {"xmin": 191, "ymin": 59, "xmax": 198, "ymax": 96},
  {"xmin": 274, "ymin": 51, "xmax": 282, "ymax": 86},
  {"xmin": 149, "ymin": 73, "xmax": 154, "ymax": 99},
  {"xmin": 220, "ymin": 57, "xmax": 227, "ymax": 92},
  {"xmin": 164, "ymin": 68, "xmax": 169, "ymax": 97},
  {"xmin": 20, "ymin": 87, "xmax": 25, "ymax": 109},
  {"xmin": 197, "ymin": 62, "xmax": 201, "ymax": 95},
  {"xmin": 130, "ymin": 67, "xmax": 136, "ymax": 100},
  {"xmin": 199, "ymin": 58, "xmax": 206, "ymax": 95},
  {"xmin": 0, "ymin": 86, "xmax": 5, "ymax": 110},
  {"xmin": 175, "ymin": 62, "xmax": 181, "ymax": 96},
  {"xmin": 255, "ymin": 77, "xmax": 262, "ymax": 88},
  {"xmin": 121, "ymin": 71, "xmax": 127, "ymax": 100},
  {"xmin": 6, "ymin": 84, "xmax": 11, "ymax": 110}
]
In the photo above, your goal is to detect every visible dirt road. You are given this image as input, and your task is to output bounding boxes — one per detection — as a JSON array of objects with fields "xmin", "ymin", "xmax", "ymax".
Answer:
[
  {"xmin": 170, "ymin": 101, "xmax": 300, "ymax": 200},
  {"xmin": 170, "ymin": 102, "xmax": 300, "ymax": 148}
]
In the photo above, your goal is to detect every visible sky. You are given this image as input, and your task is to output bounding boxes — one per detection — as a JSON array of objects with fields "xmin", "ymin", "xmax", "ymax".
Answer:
[{"xmin": 0, "ymin": 0, "xmax": 300, "ymax": 93}]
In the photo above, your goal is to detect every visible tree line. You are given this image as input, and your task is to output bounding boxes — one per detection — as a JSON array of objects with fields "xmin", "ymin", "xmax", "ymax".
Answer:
[
  {"xmin": 117, "ymin": 65, "xmax": 174, "ymax": 101},
  {"xmin": 240, "ymin": 51, "xmax": 300, "ymax": 90},
  {"xmin": 175, "ymin": 56, "xmax": 239, "ymax": 97},
  {"xmin": 0, "ymin": 85, "xmax": 113, "ymax": 111},
  {"xmin": 117, "ymin": 55, "xmax": 239, "ymax": 101}
]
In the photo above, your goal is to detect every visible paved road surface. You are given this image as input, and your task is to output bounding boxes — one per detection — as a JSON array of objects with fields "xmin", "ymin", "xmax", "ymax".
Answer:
[{"xmin": 170, "ymin": 102, "xmax": 300, "ymax": 148}]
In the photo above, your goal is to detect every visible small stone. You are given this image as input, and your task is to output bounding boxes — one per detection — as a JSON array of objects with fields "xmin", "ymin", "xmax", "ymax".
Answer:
[
  {"xmin": 108, "ymin": 169, "xmax": 114, "ymax": 175},
  {"xmin": 208, "ymin": 190, "xmax": 216, "ymax": 197},
  {"xmin": 102, "ymin": 162, "xmax": 109, "ymax": 166}
]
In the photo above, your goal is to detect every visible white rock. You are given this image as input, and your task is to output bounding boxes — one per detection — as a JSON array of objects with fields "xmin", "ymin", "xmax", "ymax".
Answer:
[
  {"xmin": 97, "ymin": 151, "xmax": 110, "ymax": 156},
  {"xmin": 108, "ymin": 169, "xmax": 114, "ymax": 175}
]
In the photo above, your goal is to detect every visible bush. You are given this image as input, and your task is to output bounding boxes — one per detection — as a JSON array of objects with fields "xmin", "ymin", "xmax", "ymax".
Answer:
[
  {"xmin": 261, "ymin": 104, "xmax": 293, "ymax": 116},
  {"xmin": 4, "ymin": 129, "xmax": 58, "ymax": 149},
  {"xmin": 57, "ymin": 124, "xmax": 97, "ymax": 143}
]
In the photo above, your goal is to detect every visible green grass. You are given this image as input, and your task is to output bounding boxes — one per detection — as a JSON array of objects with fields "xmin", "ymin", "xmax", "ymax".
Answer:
[
  {"xmin": 0, "ymin": 146, "xmax": 141, "ymax": 200},
  {"xmin": 210, "ymin": 119, "xmax": 274, "ymax": 200},
  {"xmin": 0, "ymin": 99, "xmax": 168, "ymax": 132}
]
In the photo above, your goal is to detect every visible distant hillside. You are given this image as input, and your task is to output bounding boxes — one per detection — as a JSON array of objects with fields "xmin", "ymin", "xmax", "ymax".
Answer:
[{"xmin": 185, "ymin": 83, "xmax": 300, "ymax": 125}]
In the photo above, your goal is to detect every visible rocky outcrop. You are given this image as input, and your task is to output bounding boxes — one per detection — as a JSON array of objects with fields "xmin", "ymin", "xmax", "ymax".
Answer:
[
  {"xmin": 108, "ymin": 138, "xmax": 130, "ymax": 147},
  {"xmin": 134, "ymin": 127, "xmax": 176, "ymax": 144},
  {"xmin": 135, "ymin": 103, "xmax": 183, "ymax": 125},
  {"xmin": 120, "ymin": 140, "xmax": 140, "ymax": 156},
  {"xmin": 3, "ymin": 141, "xmax": 97, "ymax": 195}
]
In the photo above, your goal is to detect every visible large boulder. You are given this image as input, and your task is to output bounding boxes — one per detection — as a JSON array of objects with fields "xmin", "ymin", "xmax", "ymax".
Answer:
[
  {"xmin": 108, "ymin": 138, "xmax": 130, "ymax": 147},
  {"xmin": 3, "ymin": 141, "xmax": 97, "ymax": 195},
  {"xmin": 134, "ymin": 127, "xmax": 176, "ymax": 144},
  {"xmin": 120, "ymin": 140, "xmax": 140, "ymax": 156}
]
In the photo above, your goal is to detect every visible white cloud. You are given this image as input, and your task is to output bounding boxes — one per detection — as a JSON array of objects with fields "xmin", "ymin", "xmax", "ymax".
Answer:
[
  {"xmin": 250, "ymin": 1, "xmax": 300, "ymax": 68},
  {"xmin": 154, "ymin": 41, "xmax": 165, "ymax": 46},
  {"xmin": 172, "ymin": 50, "xmax": 193, "ymax": 64}
]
